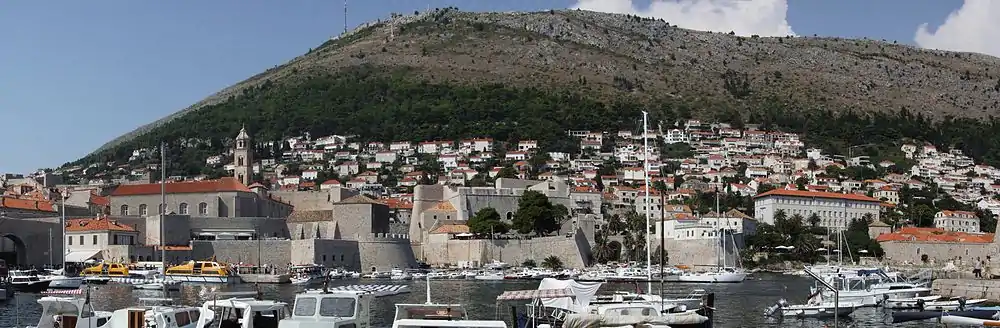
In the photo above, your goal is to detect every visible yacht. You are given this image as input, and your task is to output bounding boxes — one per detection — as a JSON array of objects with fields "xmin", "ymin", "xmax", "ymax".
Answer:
[
  {"xmin": 764, "ymin": 296, "xmax": 858, "ymax": 319},
  {"xmin": 675, "ymin": 267, "xmax": 747, "ymax": 283},
  {"xmin": 390, "ymin": 268, "xmax": 413, "ymax": 280},
  {"xmin": 474, "ymin": 270, "xmax": 506, "ymax": 281},
  {"xmin": 165, "ymin": 260, "xmax": 238, "ymax": 283},
  {"xmin": 104, "ymin": 298, "xmax": 215, "ymax": 328},
  {"xmin": 24, "ymin": 290, "xmax": 113, "ymax": 328},
  {"xmin": 290, "ymin": 264, "xmax": 325, "ymax": 285},
  {"xmin": 9, "ymin": 269, "xmax": 52, "ymax": 293},
  {"xmin": 202, "ymin": 292, "xmax": 290, "ymax": 328}
]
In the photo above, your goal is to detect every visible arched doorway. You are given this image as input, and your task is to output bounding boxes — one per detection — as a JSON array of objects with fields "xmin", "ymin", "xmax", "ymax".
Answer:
[{"xmin": 0, "ymin": 234, "xmax": 27, "ymax": 267}]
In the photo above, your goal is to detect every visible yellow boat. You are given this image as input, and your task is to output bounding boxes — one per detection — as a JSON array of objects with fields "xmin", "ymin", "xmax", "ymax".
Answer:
[
  {"xmin": 165, "ymin": 259, "xmax": 237, "ymax": 283},
  {"xmin": 80, "ymin": 262, "xmax": 130, "ymax": 277}
]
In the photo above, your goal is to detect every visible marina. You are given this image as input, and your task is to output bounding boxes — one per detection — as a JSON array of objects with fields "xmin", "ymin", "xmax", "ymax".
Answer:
[{"xmin": 0, "ymin": 272, "xmax": 959, "ymax": 327}]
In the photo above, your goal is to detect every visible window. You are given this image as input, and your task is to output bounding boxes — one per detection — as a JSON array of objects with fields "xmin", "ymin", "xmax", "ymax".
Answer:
[
  {"xmin": 139, "ymin": 204, "xmax": 148, "ymax": 216},
  {"xmin": 319, "ymin": 298, "xmax": 356, "ymax": 317},
  {"xmin": 68, "ymin": 236, "xmax": 73, "ymax": 245},
  {"xmin": 174, "ymin": 311, "xmax": 191, "ymax": 326},
  {"xmin": 179, "ymin": 203, "xmax": 189, "ymax": 215},
  {"xmin": 79, "ymin": 236, "xmax": 84, "ymax": 245},
  {"xmin": 198, "ymin": 203, "xmax": 208, "ymax": 215},
  {"xmin": 238, "ymin": 156, "xmax": 244, "ymax": 166},
  {"xmin": 293, "ymin": 297, "xmax": 317, "ymax": 316},
  {"xmin": 120, "ymin": 205, "xmax": 129, "ymax": 216},
  {"xmin": 93, "ymin": 235, "xmax": 98, "ymax": 245}
]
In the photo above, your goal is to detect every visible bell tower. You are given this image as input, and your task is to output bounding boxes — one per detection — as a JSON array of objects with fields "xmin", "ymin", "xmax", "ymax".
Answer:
[{"xmin": 234, "ymin": 125, "xmax": 253, "ymax": 185}]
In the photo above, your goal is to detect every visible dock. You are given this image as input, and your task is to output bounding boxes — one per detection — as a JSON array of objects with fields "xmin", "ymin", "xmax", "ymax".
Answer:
[
  {"xmin": 238, "ymin": 273, "xmax": 290, "ymax": 284},
  {"xmin": 932, "ymin": 279, "xmax": 1000, "ymax": 302}
]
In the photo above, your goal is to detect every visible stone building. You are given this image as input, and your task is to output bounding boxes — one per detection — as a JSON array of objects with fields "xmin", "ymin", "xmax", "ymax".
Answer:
[
  {"xmin": 408, "ymin": 178, "xmax": 602, "ymax": 245},
  {"xmin": 753, "ymin": 189, "xmax": 881, "ymax": 230},
  {"xmin": 933, "ymin": 210, "xmax": 981, "ymax": 233},
  {"xmin": 64, "ymin": 216, "xmax": 144, "ymax": 263},
  {"xmin": 109, "ymin": 177, "xmax": 293, "ymax": 218},
  {"xmin": 877, "ymin": 227, "xmax": 997, "ymax": 265},
  {"xmin": 233, "ymin": 126, "xmax": 254, "ymax": 186}
]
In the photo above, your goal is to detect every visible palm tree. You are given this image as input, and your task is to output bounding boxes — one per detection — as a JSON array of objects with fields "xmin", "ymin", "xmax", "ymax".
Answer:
[
  {"xmin": 807, "ymin": 213, "xmax": 821, "ymax": 227},
  {"xmin": 542, "ymin": 256, "xmax": 564, "ymax": 270},
  {"xmin": 774, "ymin": 209, "xmax": 788, "ymax": 222}
]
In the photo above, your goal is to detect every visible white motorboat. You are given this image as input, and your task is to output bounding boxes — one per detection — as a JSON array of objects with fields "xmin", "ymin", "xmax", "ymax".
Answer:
[
  {"xmin": 426, "ymin": 271, "xmax": 447, "ymax": 279},
  {"xmin": 103, "ymin": 298, "xmax": 215, "ymax": 328},
  {"xmin": 202, "ymin": 292, "xmax": 290, "ymax": 328},
  {"xmin": 289, "ymin": 264, "xmax": 325, "ymax": 285},
  {"xmin": 9, "ymin": 269, "xmax": 52, "ymax": 293},
  {"xmin": 40, "ymin": 269, "xmax": 84, "ymax": 289},
  {"xmin": 133, "ymin": 280, "xmax": 181, "ymax": 291},
  {"xmin": 392, "ymin": 276, "xmax": 508, "ymax": 328},
  {"xmin": 24, "ymin": 290, "xmax": 113, "ymax": 328},
  {"xmin": 390, "ymin": 268, "xmax": 413, "ymax": 280},
  {"xmin": 883, "ymin": 295, "xmax": 942, "ymax": 309},
  {"xmin": 278, "ymin": 284, "xmax": 376, "ymax": 328},
  {"xmin": 764, "ymin": 298, "xmax": 857, "ymax": 318},
  {"xmin": 474, "ymin": 271, "xmax": 506, "ymax": 281},
  {"xmin": 920, "ymin": 297, "xmax": 988, "ymax": 311}
]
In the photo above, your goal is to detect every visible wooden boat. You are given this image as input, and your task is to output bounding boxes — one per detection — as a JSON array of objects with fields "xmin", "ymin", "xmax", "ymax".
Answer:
[
  {"xmin": 165, "ymin": 259, "xmax": 237, "ymax": 283},
  {"xmin": 882, "ymin": 295, "xmax": 942, "ymax": 309},
  {"xmin": 921, "ymin": 297, "xmax": 988, "ymax": 311},
  {"xmin": 892, "ymin": 309, "xmax": 1000, "ymax": 324}
]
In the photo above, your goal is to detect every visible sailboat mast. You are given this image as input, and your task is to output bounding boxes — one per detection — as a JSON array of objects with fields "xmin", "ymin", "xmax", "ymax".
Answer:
[
  {"xmin": 61, "ymin": 189, "xmax": 66, "ymax": 271},
  {"xmin": 160, "ymin": 141, "xmax": 167, "ymax": 274},
  {"xmin": 716, "ymin": 188, "xmax": 722, "ymax": 269},
  {"xmin": 659, "ymin": 190, "xmax": 665, "ymax": 297},
  {"xmin": 642, "ymin": 111, "xmax": 652, "ymax": 294}
]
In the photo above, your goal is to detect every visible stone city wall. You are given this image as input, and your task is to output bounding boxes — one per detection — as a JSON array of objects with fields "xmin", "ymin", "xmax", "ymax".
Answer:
[
  {"xmin": 0, "ymin": 217, "xmax": 61, "ymax": 267},
  {"xmin": 191, "ymin": 240, "xmax": 292, "ymax": 266},
  {"xmin": 419, "ymin": 232, "xmax": 590, "ymax": 268},
  {"xmin": 933, "ymin": 279, "xmax": 1000, "ymax": 302},
  {"xmin": 880, "ymin": 241, "xmax": 996, "ymax": 265}
]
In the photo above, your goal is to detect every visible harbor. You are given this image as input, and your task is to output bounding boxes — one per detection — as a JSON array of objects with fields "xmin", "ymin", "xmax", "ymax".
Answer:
[{"xmin": 0, "ymin": 273, "xmax": 937, "ymax": 328}]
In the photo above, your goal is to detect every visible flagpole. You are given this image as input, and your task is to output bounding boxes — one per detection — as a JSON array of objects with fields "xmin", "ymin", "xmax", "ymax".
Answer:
[{"xmin": 643, "ymin": 111, "xmax": 652, "ymax": 294}]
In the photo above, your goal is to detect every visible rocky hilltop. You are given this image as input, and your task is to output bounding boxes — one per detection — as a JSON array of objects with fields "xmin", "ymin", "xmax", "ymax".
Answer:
[{"xmin": 87, "ymin": 8, "xmax": 1000, "ymax": 162}]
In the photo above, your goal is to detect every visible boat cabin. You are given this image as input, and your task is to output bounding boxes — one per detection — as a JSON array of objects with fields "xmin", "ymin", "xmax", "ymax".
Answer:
[
  {"xmin": 81, "ymin": 262, "xmax": 130, "ymax": 276},
  {"xmin": 277, "ymin": 289, "xmax": 372, "ymax": 328},
  {"xmin": 10, "ymin": 269, "xmax": 43, "ymax": 283},
  {"xmin": 167, "ymin": 260, "xmax": 231, "ymax": 276},
  {"xmin": 203, "ymin": 294, "xmax": 290, "ymax": 328},
  {"xmin": 391, "ymin": 304, "xmax": 507, "ymax": 328},
  {"xmin": 33, "ymin": 295, "xmax": 113, "ymax": 328},
  {"xmin": 108, "ymin": 298, "xmax": 211, "ymax": 328}
]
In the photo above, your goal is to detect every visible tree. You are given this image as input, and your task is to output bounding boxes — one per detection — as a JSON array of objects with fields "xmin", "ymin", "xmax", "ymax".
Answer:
[
  {"xmin": 467, "ymin": 208, "xmax": 509, "ymax": 236},
  {"xmin": 845, "ymin": 218, "xmax": 884, "ymax": 259},
  {"xmin": 652, "ymin": 180, "xmax": 668, "ymax": 192},
  {"xmin": 512, "ymin": 191, "xmax": 561, "ymax": 236},
  {"xmin": 807, "ymin": 213, "xmax": 821, "ymax": 227},
  {"xmin": 497, "ymin": 166, "xmax": 517, "ymax": 179},
  {"xmin": 521, "ymin": 259, "xmax": 537, "ymax": 268},
  {"xmin": 542, "ymin": 256, "xmax": 564, "ymax": 270}
]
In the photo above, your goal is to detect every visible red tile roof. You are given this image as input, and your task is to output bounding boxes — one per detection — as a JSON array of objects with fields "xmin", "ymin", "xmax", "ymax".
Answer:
[
  {"xmin": 877, "ymin": 227, "xmax": 994, "ymax": 243},
  {"xmin": 753, "ymin": 189, "xmax": 879, "ymax": 202},
  {"xmin": 66, "ymin": 217, "xmax": 136, "ymax": 232},
  {"xmin": 110, "ymin": 177, "xmax": 251, "ymax": 196},
  {"xmin": 383, "ymin": 198, "xmax": 413, "ymax": 210},
  {"xmin": 89, "ymin": 193, "xmax": 110, "ymax": 206},
  {"xmin": 0, "ymin": 196, "xmax": 56, "ymax": 212},
  {"xmin": 430, "ymin": 224, "xmax": 470, "ymax": 234}
]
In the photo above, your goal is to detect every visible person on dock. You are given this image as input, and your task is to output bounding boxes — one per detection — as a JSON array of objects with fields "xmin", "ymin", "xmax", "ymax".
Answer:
[{"xmin": 974, "ymin": 260, "xmax": 983, "ymax": 279}]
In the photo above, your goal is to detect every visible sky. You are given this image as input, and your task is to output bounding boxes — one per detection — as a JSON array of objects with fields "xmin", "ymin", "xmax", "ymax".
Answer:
[{"xmin": 1, "ymin": 0, "xmax": 996, "ymax": 174}]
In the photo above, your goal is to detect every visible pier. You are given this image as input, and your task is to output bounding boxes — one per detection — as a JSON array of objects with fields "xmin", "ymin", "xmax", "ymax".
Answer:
[{"xmin": 932, "ymin": 279, "xmax": 1000, "ymax": 302}]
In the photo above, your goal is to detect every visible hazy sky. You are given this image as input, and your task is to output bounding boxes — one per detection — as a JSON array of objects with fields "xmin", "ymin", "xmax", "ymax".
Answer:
[{"xmin": 2, "ymin": 0, "xmax": 994, "ymax": 173}]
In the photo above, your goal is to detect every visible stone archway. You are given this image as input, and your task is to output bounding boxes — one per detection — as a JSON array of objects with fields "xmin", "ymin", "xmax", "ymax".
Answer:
[{"xmin": 0, "ymin": 234, "xmax": 27, "ymax": 267}]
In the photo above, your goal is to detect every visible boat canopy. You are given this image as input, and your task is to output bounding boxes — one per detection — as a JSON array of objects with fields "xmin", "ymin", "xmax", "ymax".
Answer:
[
  {"xmin": 536, "ymin": 278, "xmax": 602, "ymax": 313},
  {"xmin": 496, "ymin": 288, "xmax": 576, "ymax": 301}
]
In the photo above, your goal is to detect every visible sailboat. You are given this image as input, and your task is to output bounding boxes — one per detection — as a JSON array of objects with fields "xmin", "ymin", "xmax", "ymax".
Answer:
[
  {"xmin": 41, "ymin": 190, "xmax": 83, "ymax": 289},
  {"xmin": 676, "ymin": 189, "xmax": 746, "ymax": 283}
]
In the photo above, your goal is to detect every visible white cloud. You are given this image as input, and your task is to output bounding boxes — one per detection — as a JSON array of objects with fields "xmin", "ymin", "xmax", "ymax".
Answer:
[
  {"xmin": 570, "ymin": 0, "xmax": 795, "ymax": 37},
  {"xmin": 915, "ymin": 0, "xmax": 1000, "ymax": 57}
]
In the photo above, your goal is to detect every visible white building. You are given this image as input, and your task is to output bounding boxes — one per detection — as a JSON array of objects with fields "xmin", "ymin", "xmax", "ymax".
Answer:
[
  {"xmin": 933, "ymin": 210, "xmax": 980, "ymax": 233},
  {"xmin": 753, "ymin": 189, "xmax": 881, "ymax": 230}
]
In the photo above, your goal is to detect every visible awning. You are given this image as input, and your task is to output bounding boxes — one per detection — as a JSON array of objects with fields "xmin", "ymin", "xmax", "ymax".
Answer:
[
  {"xmin": 497, "ymin": 288, "xmax": 576, "ymax": 301},
  {"xmin": 65, "ymin": 250, "xmax": 102, "ymax": 263},
  {"xmin": 198, "ymin": 232, "xmax": 216, "ymax": 236}
]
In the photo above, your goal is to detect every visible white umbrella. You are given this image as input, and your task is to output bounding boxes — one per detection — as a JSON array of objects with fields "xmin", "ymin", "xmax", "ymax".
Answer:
[
  {"xmin": 817, "ymin": 248, "xmax": 827, "ymax": 252},
  {"xmin": 859, "ymin": 250, "xmax": 869, "ymax": 254}
]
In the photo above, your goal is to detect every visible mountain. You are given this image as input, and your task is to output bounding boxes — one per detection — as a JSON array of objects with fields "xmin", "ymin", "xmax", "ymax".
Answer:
[{"xmin": 77, "ymin": 8, "xmax": 1000, "ymax": 170}]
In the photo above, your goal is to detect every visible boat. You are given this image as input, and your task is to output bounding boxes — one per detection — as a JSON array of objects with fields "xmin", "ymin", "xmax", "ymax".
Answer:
[
  {"xmin": 764, "ymin": 297, "xmax": 857, "ymax": 319},
  {"xmin": 165, "ymin": 259, "xmax": 238, "ymax": 283},
  {"xmin": 40, "ymin": 269, "xmax": 84, "ymax": 289},
  {"xmin": 392, "ymin": 275, "xmax": 508, "ymax": 328},
  {"xmin": 102, "ymin": 297, "xmax": 215, "ymax": 328},
  {"xmin": 882, "ymin": 295, "xmax": 942, "ymax": 309},
  {"xmin": 675, "ymin": 228, "xmax": 746, "ymax": 283},
  {"xmin": 891, "ymin": 309, "xmax": 1000, "ymax": 324},
  {"xmin": 202, "ymin": 291, "xmax": 290, "ymax": 327},
  {"xmin": 391, "ymin": 268, "xmax": 413, "ymax": 280},
  {"xmin": 83, "ymin": 276, "xmax": 111, "ymax": 285},
  {"xmin": 475, "ymin": 271, "xmax": 506, "ymax": 281},
  {"xmin": 23, "ymin": 289, "xmax": 114, "ymax": 328},
  {"xmin": 133, "ymin": 279, "xmax": 182, "ymax": 291},
  {"xmin": 919, "ymin": 296, "xmax": 988, "ymax": 311},
  {"xmin": 289, "ymin": 264, "xmax": 325, "ymax": 285},
  {"xmin": 278, "ymin": 283, "xmax": 377, "ymax": 328},
  {"xmin": 9, "ymin": 269, "xmax": 52, "ymax": 293},
  {"xmin": 80, "ymin": 262, "xmax": 131, "ymax": 277}
]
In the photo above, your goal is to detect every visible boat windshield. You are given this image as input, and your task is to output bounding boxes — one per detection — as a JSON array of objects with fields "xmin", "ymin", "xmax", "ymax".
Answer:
[
  {"xmin": 396, "ymin": 305, "xmax": 467, "ymax": 320},
  {"xmin": 292, "ymin": 296, "xmax": 356, "ymax": 318}
]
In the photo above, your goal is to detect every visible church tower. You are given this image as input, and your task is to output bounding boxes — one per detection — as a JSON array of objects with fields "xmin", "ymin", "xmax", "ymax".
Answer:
[{"xmin": 234, "ymin": 125, "xmax": 253, "ymax": 185}]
